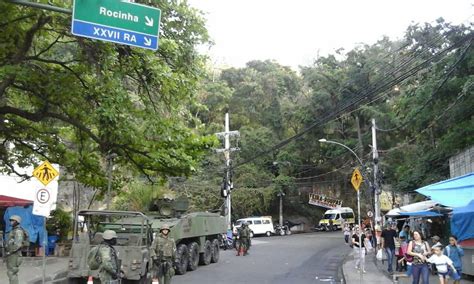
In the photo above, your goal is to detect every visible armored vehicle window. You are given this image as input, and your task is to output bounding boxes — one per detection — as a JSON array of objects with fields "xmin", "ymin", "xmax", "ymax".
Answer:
[
  {"xmin": 254, "ymin": 220, "xmax": 262, "ymax": 225},
  {"xmin": 262, "ymin": 220, "xmax": 270, "ymax": 224},
  {"xmin": 247, "ymin": 220, "xmax": 253, "ymax": 224}
]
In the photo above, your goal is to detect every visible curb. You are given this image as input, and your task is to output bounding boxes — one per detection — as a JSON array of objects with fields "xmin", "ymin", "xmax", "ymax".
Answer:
[{"xmin": 341, "ymin": 251, "xmax": 354, "ymax": 283}]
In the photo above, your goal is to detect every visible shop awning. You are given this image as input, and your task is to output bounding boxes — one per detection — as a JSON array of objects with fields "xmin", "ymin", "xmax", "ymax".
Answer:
[
  {"xmin": 385, "ymin": 200, "xmax": 438, "ymax": 217},
  {"xmin": 416, "ymin": 173, "xmax": 474, "ymax": 207},
  {"xmin": 0, "ymin": 195, "xmax": 33, "ymax": 207},
  {"xmin": 402, "ymin": 211, "xmax": 443, "ymax": 217}
]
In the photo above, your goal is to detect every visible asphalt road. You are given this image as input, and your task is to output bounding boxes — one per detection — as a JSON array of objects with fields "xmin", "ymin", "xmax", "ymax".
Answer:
[{"xmin": 173, "ymin": 231, "xmax": 351, "ymax": 284}]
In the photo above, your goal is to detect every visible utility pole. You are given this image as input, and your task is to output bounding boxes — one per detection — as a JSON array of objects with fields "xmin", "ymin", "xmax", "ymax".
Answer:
[
  {"xmin": 216, "ymin": 113, "xmax": 239, "ymax": 230},
  {"xmin": 372, "ymin": 119, "xmax": 381, "ymax": 225},
  {"xmin": 277, "ymin": 191, "xmax": 285, "ymax": 227}
]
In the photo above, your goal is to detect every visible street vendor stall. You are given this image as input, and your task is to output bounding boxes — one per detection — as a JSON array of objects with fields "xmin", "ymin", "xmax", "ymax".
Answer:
[
  {"xmin": 415, "ymin": 173, "xmax": 474, "ymax": 276},
  {"xmin": 451, "ymin": 200, "xmax": 474, "ymax": 276}
]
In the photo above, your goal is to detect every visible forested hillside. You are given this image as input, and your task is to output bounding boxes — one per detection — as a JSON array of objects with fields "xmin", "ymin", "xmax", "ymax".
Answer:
[{"xmin": 181, "ymin": 19, "xmax": 473, "ymax": 222}]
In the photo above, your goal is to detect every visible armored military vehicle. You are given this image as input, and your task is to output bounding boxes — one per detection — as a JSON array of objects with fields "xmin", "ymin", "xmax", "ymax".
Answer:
[
  {"xmin": 147, "ymin": 196, "xmax": 227, "ymax": 275},
  {"xmin": 67, "ymin": 197, "xmax": 226, "ymax": 283},
  {"xmin": 67, "ymin": 210, "xmax": 153, "ymax": 283}
]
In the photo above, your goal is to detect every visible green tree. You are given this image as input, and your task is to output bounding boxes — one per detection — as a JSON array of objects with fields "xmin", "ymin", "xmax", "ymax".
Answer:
[{"xmin": 0, "ymin": 1, "xmax": 214, "ymax": 194}]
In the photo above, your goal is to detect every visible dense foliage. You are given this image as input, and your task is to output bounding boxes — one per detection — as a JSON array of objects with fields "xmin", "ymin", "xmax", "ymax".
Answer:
[
  {"xmin": 187, "ymin": 19, "xmax": 472, "ymax": 222},
  {"xmin": 0, "ymin": 1, "xmax": 215, "ymax": 198}
]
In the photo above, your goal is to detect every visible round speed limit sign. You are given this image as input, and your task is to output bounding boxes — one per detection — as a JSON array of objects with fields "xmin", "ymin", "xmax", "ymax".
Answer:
[{"xmin": 367, "ymin": 210, "xmax": 374, "ymax": 218}]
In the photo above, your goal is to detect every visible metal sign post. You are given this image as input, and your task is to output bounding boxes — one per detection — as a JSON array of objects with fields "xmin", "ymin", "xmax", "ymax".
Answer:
[
  {"xmin": 352, "ymin": 168, "xmax": 363, "ymax": 276},
  {"xmin": 32, "ymin": 160, "xmax": 60, "ymax": 284}
]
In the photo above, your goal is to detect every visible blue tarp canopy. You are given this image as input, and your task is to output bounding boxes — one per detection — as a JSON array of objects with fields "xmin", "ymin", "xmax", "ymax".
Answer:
[
  {"xmin": 416, "ymin": 173, "xmax": 474, "ymax": 207},
  {"xmin": 451, "ymin": 200, "xmax": 474, "ymax": 242},
  {"xmin": 4, "ymin": 205, "xmax": 46, "ymax": 245},
  {"xmin": 402, "ymin": 211, "xmax": 443, "ymax": 217}
]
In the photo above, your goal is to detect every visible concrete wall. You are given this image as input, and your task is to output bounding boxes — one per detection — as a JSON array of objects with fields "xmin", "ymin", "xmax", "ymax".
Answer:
[{"xmin": 449, "ymin": 146, "xmax": 474, "ymax": 178}]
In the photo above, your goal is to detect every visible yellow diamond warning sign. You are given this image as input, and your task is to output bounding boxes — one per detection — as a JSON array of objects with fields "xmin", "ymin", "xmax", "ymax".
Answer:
[
  {"xmin": 351, "ymin": 168, "xmax": 363, "ymax": 191},
  {"xmin": 33, "ymin": 161, "xmax": 59, "ymax": 186}
]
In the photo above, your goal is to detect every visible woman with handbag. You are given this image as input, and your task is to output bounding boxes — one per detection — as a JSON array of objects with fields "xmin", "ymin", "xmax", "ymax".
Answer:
[{"xmin": 407, "ymin": 230, "xmax": 431, "ymax": 284}]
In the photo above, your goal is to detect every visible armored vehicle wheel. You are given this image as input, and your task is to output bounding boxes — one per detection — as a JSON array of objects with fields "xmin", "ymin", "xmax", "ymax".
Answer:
[
  {"xmin": 249, "ymin": 231, "xmax": 254, "ymax": 238},
  {"xmin": 175, "ymin": 244, "xmax": 189, "ymax": 275},
  {"xmin": 199, "ymin": 240, "xmax": 212, "ymax": 265},
  {"xmin": 187, "ymin": 242, "xmax": 200, "ymax": 271},
  {"xmin": 211, "ymin": 239, "xmax": 220, "ymax": 263},
  {"xmin": 266, "ymin": 231, "xmax": 272, "ymax": 237}
]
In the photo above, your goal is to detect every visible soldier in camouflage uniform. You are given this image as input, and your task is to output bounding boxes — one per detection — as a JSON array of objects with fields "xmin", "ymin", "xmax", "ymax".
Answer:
[
  {"xmin": 97, "ymin": 230, "xmax": 120, "ymax": 284},
  {"xmin": 5, "ymin": 215, "xmax": 24, "ymax": 284},
  {"xmin": 237, "ymin": 222, "xmax": 251, "ymax": 256},
  {"xmin": 151, "ymin": 224, "xmax": 177, "ymax": 284}
]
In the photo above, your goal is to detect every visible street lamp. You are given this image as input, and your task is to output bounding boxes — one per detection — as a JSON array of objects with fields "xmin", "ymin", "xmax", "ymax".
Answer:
[
  {"xmin": 318, "ymin": 139, "xmax": 364, "ymax": 167},
  {"xmin": 319, "ymin": 138, "xmax": 364, "ymax": 273}
]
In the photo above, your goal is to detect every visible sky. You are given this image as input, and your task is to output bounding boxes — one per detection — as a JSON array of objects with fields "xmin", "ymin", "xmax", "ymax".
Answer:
[{"xmin": 188, "ymin": 0, "xmax": 473, "ymax": 69}]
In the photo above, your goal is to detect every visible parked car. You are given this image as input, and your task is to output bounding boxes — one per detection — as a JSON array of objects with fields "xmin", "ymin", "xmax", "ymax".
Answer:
[{"xmin": 234, "ymin": 216, "xmax": 275, "ymax": 237}]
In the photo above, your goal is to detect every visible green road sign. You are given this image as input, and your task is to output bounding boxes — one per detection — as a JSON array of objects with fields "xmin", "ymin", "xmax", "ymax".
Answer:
[{"xmin": 72, "ymin": 0, "xmax": 161, "ymax": 50}]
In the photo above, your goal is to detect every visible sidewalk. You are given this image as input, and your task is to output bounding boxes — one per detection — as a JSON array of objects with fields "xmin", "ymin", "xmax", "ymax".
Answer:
[
  {"xmin": 0, "ymin": 257, "xmax": 68, "ymax": 284},
  {"xmin": 343, "ymin": 250, "xmax": 474, "ymax": 284},
  {"xmin": 343, "ymin": 250, "xmax": 392, "ymax": 284}
]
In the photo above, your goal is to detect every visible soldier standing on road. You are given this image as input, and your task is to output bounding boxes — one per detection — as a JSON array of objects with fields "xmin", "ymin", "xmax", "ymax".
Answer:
[
  {"xmin": 5, "ymin": 215, "xmax": 24, "ymax": 284},
  {"xmin": 237, "ymin": 222, "xmax": 251, "ymax": 256},
  {"xmin": 97, "ymin": 230, "xmax": 120, "ymax": 284},
  {"xmin": 151, "ymin": 224, "xmax": 177, "ymax": 284}
]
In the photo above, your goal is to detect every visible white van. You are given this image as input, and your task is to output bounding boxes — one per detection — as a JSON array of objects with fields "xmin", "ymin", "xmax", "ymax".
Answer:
[
  {"xmin": 234, "ymin": 216, "xmax": 275, "ymax": 237},
  {"xmin": 318, "ymin": 207, "xmax": 355, "ymax": 230}
]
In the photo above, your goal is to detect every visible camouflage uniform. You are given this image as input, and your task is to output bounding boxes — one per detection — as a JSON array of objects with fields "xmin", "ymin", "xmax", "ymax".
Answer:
[
  {"xmin": 237, "ymin": 224, "xmax": 251, "ymax": 255},
  {"xmin": 97, "ymin": 242, "xmax": 120, "ymax": 284},
  {"xmin": 151, "ymin": 234, "xmax": 177, "ymax": 284},
  {"xmin": 5, "ymin": 223, "xmax": 24, "ymax": 284}
]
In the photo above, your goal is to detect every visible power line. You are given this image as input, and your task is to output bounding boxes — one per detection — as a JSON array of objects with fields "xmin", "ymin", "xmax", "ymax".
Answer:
[
  {"xmin": 376, "ymin": 39, "xmax": 473, "ymax": 132},
  {"xmin": 231, "ymin": 32, "xmax": 472, "ymax": 171}
]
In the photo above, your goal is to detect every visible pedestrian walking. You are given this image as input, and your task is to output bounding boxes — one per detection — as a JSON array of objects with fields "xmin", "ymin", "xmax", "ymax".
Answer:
[
  {"xmin": 5, "ymin": 215, "xmax": 25, "ymax": 284},
  {"xmin": 151, "ymin": 224, "xmax": 177, "ymax": 284},
  {"xmin": 343, "ymin": 224, "xmax": 351, "ymax": 244},
  {"xmin": 400, "ymin": 225, "xmax": 412, "ymax": 242},
  {"xmin": 444, "ymin": 235, "xmax": 464, "ymax": 284},
  {"xmin": 95, "ymin": 230, "xmax": 120, "ymax": 284},
  {"xmin": 408, "ymin": 230, "xmax": 431, "ymax": 284},
  {"xmin": 352, "ymin": 226, "xmax": 368, "ymax": 273},
  {"xmin": 428, "ymin": 246, "xmax": 458, "ymax": 284},
  {"xmin": 381, "ymin": 222, "xmax": 398, "ymax": 274},
  {"xmin": 397, "ymin": 235, "xmax": 409, "ymax": 272},
  {"xmin": 431, "ymin": 236, "xmax": 442, "ymax": 249}
]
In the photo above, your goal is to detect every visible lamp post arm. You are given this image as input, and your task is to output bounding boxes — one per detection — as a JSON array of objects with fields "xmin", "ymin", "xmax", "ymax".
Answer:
[{"xmin": 323, "ymin": 140, "xmax": 364, "ymax": 166}]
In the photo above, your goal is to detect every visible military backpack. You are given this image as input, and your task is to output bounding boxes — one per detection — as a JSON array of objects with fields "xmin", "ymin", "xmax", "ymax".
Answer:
[
  {"xmin": 19, "ymin": 227, "xmax": 30, "ymax": 248},
  {"xmin": 87, "ymin": 245, "xmax": 102, "ymax": 270}
]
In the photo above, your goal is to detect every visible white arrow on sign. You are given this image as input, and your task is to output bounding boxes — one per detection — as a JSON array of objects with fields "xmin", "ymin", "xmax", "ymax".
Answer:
[
  {"xmin": 145, "ymin": 16, "xmax": 154, "ymax": 27},
  {"xmin": 144, "ymin": 37, "xmax": 152, "ymax": 46}
]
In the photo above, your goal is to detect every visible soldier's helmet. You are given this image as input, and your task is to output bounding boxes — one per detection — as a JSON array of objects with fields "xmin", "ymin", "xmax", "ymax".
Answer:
[
  {"xmin": 160, "ymin": 224, "xmax": 171, "ymax": 232},
  {"xmin": 103, "ymin": 230, "xmax": 117, "ymax": 240},
  {"xmin": 9, "ymin": 215, "xmax": 22, "ymax": 224}
]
